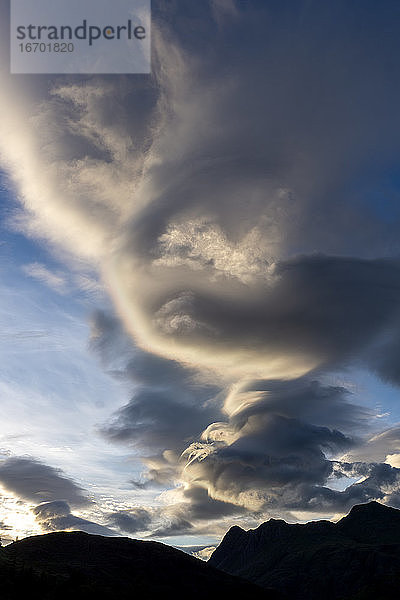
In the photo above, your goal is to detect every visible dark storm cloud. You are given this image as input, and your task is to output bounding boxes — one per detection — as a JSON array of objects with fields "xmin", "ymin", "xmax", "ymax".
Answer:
[
  {"xmin": 131, "ymin": 452, "xmax": 181, "ymax": 489},
  {"xmin": 149, "ymin": 486, "xmax": 247, "ymax": 537},
  {"xmin": 92, "ymin": 4, "xmax": 400, "ymax": 525},
  {"xmin": 106, "ymin": 506, "xmax": 194, "ymax": 538},
  {"xmin": 103, "ymin": 388, "xmax": 220, "ymax": 453},
  {"xmin": 0, "ymin": 457, "xmax": 89, "ymax": 506},
  {"xmin": 125, "ymin": 1, "xmax": 400, "ymax": 258},
  {"xmin": 236, "ymin": 378, "xmax": 372, "ymax": 434},
  {"xmin": 3, "ymin": 1, "xmax": 400, "ymax": 376},
  {"xmin": 181, "ymin": 485, "xmax": 245, "ymax": 521},
  {"xmin": 92, "ymin": 310, "xmax": 221, "ymax": 458},
  {"xmin": 302, "ymin": 462, "xmax": 400, "ymax": 513},
  {"xmin": 150, "ymin": 515, "xmax": 194, "ymax": 538},
  {"xmin": 165, "ymin": 380, "xmax": 400, "ymax": 521},
  {"xmin": 106, "ymin": 486, "xmax": 244, "ymax": 538},
  {"xmin": 91, "ymin": 311, "xmax": 212, "ymax": 390},
  {"xmin": 367, "ymin": 335, "xmax": 400, "ymax": 387},
  {"xmin": 106, "ymin": 508, "xmax": 152, "ymax": 534},
  {"xmin": 128, "ymin": 254, "xmax": 400, "ymax": 381},
  {"xmin": 93, "ymin": 306, "xmax": 400, "ymax": 523},
  {"xmin": 34, "ymin": 501, "xmax": 117, "ymax": 536},
  {"xmin": 101, "ymin": 384, "xmax": 221, "ymax": 489},
  {"xmin": 90, "ymin": 311, "xmax": 225, "ymax": 497},
  {"xmin": 180, "ymin": 378, "xmax": 384, "ymax": 513},
  {"xmin": 106, "ymin": 0, "xmax": 400, "ymax": 378},
  {"xmin": 184, "ymin": 416, "xmax": 353, "ymax": 509}
]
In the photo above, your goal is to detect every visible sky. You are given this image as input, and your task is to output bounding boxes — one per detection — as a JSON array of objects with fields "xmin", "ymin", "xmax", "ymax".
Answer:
[{"xmin": 1, "ymin": 0, "xmax": 400, "ymax": 554}]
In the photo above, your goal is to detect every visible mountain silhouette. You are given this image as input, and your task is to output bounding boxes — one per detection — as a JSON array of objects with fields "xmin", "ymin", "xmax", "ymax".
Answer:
[
  {"xmin": 0, "ymin": 530, "xmax": 280, "ymax": 600},
  {"xmin": 208, "ymin": 501, "xmax": 400, "ymax": 600}
]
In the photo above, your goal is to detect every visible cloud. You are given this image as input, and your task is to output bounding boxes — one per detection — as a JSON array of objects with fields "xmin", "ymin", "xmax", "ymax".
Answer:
[
  {"xmin": 103, "ymin": 388, "xmax": 219, "ymax": 454},
  {"xmin": 91, "ymin": 311, "xmax": 221, "ymax": 488},
  {"xmin": 105, "ymin": 498, "xmax": 229, "ymax": 538},
  {"xmin": 107, "ymin": 508, "xmax": 152, "ymax": 534},
  {"xmin": 1, "ymin": 2, "xmax": 400, "ymax": 379},
  {"xmin": 149, "ymin": 514, "xmax": 194, "ymax": 538},
  {"xmin": 344, "ymin": 427, "xmax": 400, "ymax": 465},
  {"xmin": 20, "ymin": 262, "xmax": 103, "ymax": 298},
  {"xmin": 315, "ymin": 462, "xmax": 400, "ymax": 512},
  {"xmin": 0, "ymin": 458, "xmax": 119, "ymax": 537},
  {"xmin": 34, "ymin": 501, "xmax": 116, "ymax": 536},
  {"xmin": 110, "ymin": 250, "xmax": 400, "ymax": 380},
  {"xmin": 92, "ymin": 309, "xmax": 400, "ymax": 526},
  {"xmin": 105, "ymin": 484, "xmax": 244, "ymax": 538},
  {"xmin": 101, "ymin": 377, "xmax": 393, "ymax": 536},
  {"xmin": 1, "ymin": 0, "xmax": 400, "ymax": 535},
  {"xmin": 210, "ymin": 0, "xmax": 238, "ymax": 23},
  {"xmin": 131, "ymin": 451, "xmax": 181, "ymax": 489},
  {"xmin": 177, "ymin": 379, "xmax": 395, "ymax": 515},
  {"xmin": 0, "ymin": 457, "xmax": 90, "ymax": 507},
  {"xmin": 101, "ymin": 3, "xmax": 400, "ymax": 378},
  {"xmin": 21, "ymin": 262, "xmax": 68, "ymax": 294},
  {"xmin": 192, "ymin": 546, "xmax": 216, "ymax": 561},
  {"xmin": 367, "ymin": 336, "xmax": 400, "ymax": 387}
]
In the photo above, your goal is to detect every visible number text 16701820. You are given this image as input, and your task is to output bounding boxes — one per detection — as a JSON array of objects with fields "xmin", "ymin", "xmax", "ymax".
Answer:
[{"xmin": 19, "ymin": 42, "xmax": 74, "ymax": 53}]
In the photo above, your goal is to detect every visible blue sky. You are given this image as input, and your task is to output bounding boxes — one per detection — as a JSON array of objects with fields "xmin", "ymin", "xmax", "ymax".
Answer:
[
  {"xmin": 0, "ymin": 181, "xmax": 143, "ymax": 539},
  {"xmin": 1, "ymin": 0, "xmax": 400, "ymax": 551}
]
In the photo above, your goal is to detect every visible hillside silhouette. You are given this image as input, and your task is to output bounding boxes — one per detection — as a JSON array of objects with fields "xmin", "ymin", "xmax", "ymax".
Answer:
[
  {"xmin": 1, "ymin": 501, "xmax": 399, "ymax": 599},
  {"xmin": 0, "ymin": 530, "xmax": 277, "ymax": 600},
  {"xmin": 209, "ymin": 501, "xmax": 400, "ymax": 600}
]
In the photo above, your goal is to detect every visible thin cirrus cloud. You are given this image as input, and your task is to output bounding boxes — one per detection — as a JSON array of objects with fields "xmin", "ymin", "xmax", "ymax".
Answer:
[
  {"xmin": 0, "ymin": 0, "xmax": 400, "ymax": 539},
  {"xmin": 20, "ymin": 262, "xmax": 103, "ymax": 298},
  {"xmin": 21, "ymin": 262, "xmax": 69, "ymax": 294}
]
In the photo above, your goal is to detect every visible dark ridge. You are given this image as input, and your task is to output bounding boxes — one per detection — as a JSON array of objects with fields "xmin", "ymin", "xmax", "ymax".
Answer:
[
  {"xmin": 344, "ymin": 499, "xmax": 400, "ymax": 520},
  {"xmin": 209, "ymin": 501, "xmax": 400, "ymax": 600},
  {"xmin": 336, "ymin": 500, "xmax": 400, "ymax": 545},
  {"xmin": 0, "ymin": 530, "xmax": 280, "ymax": 600}
]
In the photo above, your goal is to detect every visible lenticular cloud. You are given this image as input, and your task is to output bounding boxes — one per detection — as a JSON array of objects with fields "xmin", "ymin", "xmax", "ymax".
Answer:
[{"xmin": 2, "ymin": 0, "xmax": 400, "ymax": 531}]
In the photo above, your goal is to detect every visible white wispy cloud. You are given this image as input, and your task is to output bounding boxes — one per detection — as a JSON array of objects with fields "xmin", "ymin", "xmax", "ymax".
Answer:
[{"xmin": 21, "ymin": 262, "xmax": 69, "ymax": 294}]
